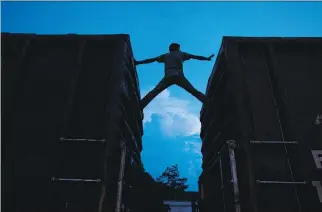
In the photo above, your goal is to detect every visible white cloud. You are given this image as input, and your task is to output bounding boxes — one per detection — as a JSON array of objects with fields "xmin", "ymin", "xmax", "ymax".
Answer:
[
  {"xmin": 183, "ymin": 141, "xmax": 202, "ymax": 155},
  {"xmin": 188, "ymin": 160, "xmax": 195, "ymax": 177},
  {"xmin": 142, "ymin": 88, "xmax": 201, "ymax": 137},
  {"xmin": 187, "ymin": 158, "xmax": 202, "ymax": 178},
  {"xmin": 183, "ymin": 141, "xmax": 202, "ymax": 178}
]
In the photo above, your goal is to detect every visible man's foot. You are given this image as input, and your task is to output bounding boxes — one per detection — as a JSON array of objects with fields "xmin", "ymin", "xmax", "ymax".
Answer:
[
  {"xmin": 139, "ymin": 100, "xmax": 146, "ymax": 111},
  {"xmin": 141, "ymin": 110, "xmax": 144, "ymax": 120},
  {"xmin": 203, "ymin": 97, "xmax": 211, "ymax": 108}
]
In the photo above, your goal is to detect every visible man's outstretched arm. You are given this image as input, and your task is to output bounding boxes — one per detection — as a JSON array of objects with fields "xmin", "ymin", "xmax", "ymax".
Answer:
[
  {"xmin": 187, "ymin": 54, "xmax": 215, "ymax": 61},
  {"xmin": 135, "ymin": 56, "xmax": 163, "ymax": 65}
]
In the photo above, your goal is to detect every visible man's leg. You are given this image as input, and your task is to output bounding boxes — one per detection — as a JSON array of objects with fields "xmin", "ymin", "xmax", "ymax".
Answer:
[
  {"xmin": 175, "ymin": 75, "xmax": 210, "ymax": 104},
  {"xmin": 140, "ymin": 77, "xmax": 173, "ymax": 109}
]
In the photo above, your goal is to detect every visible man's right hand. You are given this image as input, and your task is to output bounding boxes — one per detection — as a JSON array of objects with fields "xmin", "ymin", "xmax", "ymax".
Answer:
[{"xmin": 207, "ymin": 54, "xmax": 215, "ymax": 61}]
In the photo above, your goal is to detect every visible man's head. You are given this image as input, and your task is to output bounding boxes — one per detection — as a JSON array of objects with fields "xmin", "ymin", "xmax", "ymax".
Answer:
[{"xmin": 169, "ymin": 43, "xmax": 180, "ymax": 52}]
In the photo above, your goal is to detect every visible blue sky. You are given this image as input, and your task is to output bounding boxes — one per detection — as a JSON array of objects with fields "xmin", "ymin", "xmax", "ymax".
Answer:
[{"xmin": 2, "ymin": 1, "xmax": 322, "ymax": 191}]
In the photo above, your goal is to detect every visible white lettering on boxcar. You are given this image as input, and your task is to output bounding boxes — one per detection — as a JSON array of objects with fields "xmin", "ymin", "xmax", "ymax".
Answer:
[
  {"xmin": 312, "ymin": 150, "xmax": 322, "ymax": 169},
  {"xmin": 315, "ymin": 113, "xmax": 322, "ymax": 125},
  {"xmin": 312, "ymin": 181, "xmax": 322, "ymax": 203}
]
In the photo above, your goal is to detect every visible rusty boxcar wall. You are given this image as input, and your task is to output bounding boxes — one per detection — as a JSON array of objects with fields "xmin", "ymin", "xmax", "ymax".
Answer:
[
  {"xmin": 199, "ymin": 37, "xmax": 322, "ymax": 212},
  {"xmin": 2, "ymin": 33, "xmax": 144, "ymax": 212}
]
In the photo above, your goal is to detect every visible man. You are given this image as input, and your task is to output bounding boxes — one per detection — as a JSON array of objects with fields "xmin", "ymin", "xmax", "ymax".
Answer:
[{"xmin": 135, "ymin": 43, "xmax": 214, "ymax": 109}]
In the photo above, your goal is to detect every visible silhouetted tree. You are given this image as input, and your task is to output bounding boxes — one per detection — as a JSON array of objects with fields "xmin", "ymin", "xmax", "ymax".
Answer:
[
  {"xmin": 141, "ymin": 165, "xmax": 189, "ymax": 211},
  {"xmin": 156, "ymin": 164, "xmax": 189, "ymax": 192}
]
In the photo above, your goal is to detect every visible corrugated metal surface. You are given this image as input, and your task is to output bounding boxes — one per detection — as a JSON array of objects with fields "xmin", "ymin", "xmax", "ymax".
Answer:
[
  {"xmin": 1, "ymin": 33, "xmax": 144, "ymax": 212},
  {"xmin": 199, "ymin": 37, "xmax": 322, "ymax": 212}
]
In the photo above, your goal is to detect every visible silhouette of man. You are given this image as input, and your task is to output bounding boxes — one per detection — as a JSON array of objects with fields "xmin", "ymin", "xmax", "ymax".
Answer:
[{"xmin": 135, "ymin": 43, "xmax": 214, "ymax": 109}]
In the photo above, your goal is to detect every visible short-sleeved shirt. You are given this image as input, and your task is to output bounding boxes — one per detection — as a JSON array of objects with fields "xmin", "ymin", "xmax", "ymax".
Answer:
[{"xmin": 157, "ymin": 51, "xmax": 193, "ymax": 76}]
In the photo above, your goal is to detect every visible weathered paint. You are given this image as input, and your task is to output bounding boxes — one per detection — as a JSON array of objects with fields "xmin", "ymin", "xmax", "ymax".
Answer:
[
  {"xmin": 199, "ymin": 37, "xmax": 322, "ymax": 212},
  {"xmin": 1, "ymin": 33, "xmax": 144, "ymax": 212}
]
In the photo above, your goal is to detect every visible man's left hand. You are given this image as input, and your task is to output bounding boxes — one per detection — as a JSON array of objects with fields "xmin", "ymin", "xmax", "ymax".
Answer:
[{"xmin": 207, "ymin": 54, "xmax": 215, "ymax": 61}]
